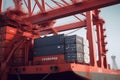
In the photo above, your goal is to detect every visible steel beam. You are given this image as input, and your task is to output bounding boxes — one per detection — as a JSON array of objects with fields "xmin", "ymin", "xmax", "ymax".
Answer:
[
  {"xmin": 0, "ymin": 0, "xmax": 2, "ymax": 13},
  {"xmin": 96, "ymin": 21, "xmax": 103, "ymax": 67},
  {"xmin": 35, "ymin": 0, "xmax": 45, "ymax": 13},
  {"xmin": 28, "ymin": 0, "xmax": 32, "ymax": 16},
  {"xmin": 86, "ymin": 11, "xmax": 97, "ymax": 66},
  {"xmin": 40, "ymin": 21, "xmax": 86, "ymax": 35},
  {"xmin": 55, "ymin": 21, "xmax": 86, "ymax": 32},
  {"xmin": 24, "ymin": 0, "xmax": 120, "ymax": 24}
]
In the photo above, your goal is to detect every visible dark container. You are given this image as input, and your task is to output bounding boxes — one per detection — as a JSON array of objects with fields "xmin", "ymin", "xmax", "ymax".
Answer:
[
  {"xmin": 65, "ymin": 35, "xmax": 83, "ymax": 44},
  {"xmin": 13, "ymin": 49, "xmax": 24, "ymax": 58},
  {"xmin": 34, "ymin": 45, "xmax": 65, "ymax": 56},
  {"xmin": 0, "ymin": 27, "xmax": 6, "ymax": 34},
  {"xmin": 65, "ymin": 43, "xmax": 84, "ymax": 53},
  {"xmin": 34, "ymin": 34, "xmax": 64, "ymax": 48},
  {"xmin": 65, "ymin": 52, "xmax": 84, "ymax": 63},
  {"xmin": 0, "ymin": 47, "xmax": 12, "ymax": 61},
  {"xmin": 12, "ymin": 57, "xmax": 25, "ymax": 66},
  {"xmin": 0, "ymin": 40, "xmax": 12, "ymax": 47},
  {"xmin": 64, "ymin": 53, "xmax": 77, "ymax": 62}
]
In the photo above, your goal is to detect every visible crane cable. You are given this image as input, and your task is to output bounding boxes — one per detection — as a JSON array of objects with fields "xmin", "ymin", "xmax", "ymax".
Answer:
[
  {"xmin": 15, "ymin": 69, "xmax": 21, "ymax": 80},
  {"xmin": 41, "ymin": 71, "xmax": 51, "ymax": 80},
  {"xmin": 65, "ymin": 28, "xmax": 82, "ymax": 35}
]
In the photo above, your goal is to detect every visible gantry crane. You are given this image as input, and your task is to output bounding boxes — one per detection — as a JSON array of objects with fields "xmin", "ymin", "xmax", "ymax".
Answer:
[{"xmin": 0, "ymin": 0, "xmax": 120, "ymax": 80}]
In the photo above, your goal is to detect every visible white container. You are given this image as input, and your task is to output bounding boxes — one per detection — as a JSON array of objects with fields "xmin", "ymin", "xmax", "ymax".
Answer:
[
  {"xmin": 84, "ymin": 53, "xmax": 90, "ymax": 64},
  {"xmin": 83, "ymin": 39, "xmax": 89, "ymax": 47},
  {"xmin": 84, "ymin": 46, "xmax": 89, "ymax": 54}
]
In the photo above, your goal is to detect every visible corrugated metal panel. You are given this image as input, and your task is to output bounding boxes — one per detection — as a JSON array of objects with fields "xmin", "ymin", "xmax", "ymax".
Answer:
[
  {"xmin": 65, "ymin": 35, "xmax": 83, "ymax": 44},
  {"xmin": 34, "ymin": 45, "xmax": 65, "ymax": 56},
  {"xmin": 77, "ymin": 52, "xmax": 84, "ymax": 63},
  {"xmin": 65, "ymin": 52, "xmax": 84, "ymax": 63},
  {"xmin": 0, "ymin": 47, "xmax": 11, "ymax": 60},
  {"xmin": 0, "ymin": 26, "xmax": 17, "ymax": 34},
  {"xmin": 84, "ymin": 53, "xmax": 90, "ymax": 64},
  {"xmin": 33, "ymin": 34, "xmax": 85, "ymax": 64},
  {"xmin": 84, "ymin": 46, "xmax": 89, "ymax": 54},
  {"xmin": 0, "ymin": 26, "xmax": 16, "ymax": 44},
  {"xmin": 34, "ymin": 34, "xmax": 64, "ymax": 47},
  {"xmin": 65, "ymin": 43, "xmax": 84, "ymax": 53},
  {"xmin": 12, "ymin": 57, "xmax": 25, "ymax": 66},
  {"xmin": 0, "ymin": 40, "xmax": 12, "ymax": 47},
  {"xmin": 13, "ymin": 49, "xmax": 24, "ymax": 58},
  {"xmin": 65, "ymin": 53, "xmax": 77, "ymax": 62},
  {"xmin": 12, "ymin": 48, "xmax": 25, "ymax": 66},
  {"xmin": 33, "ymin": 54, "xmax": 65, "ymax": 65},
  {"xmin": 0, "ymin": 33, "xmax": 15, "ymax": 40},
  {"xmin": 83, "ymin": 39, "xmax": 89, "ymax": 46}
]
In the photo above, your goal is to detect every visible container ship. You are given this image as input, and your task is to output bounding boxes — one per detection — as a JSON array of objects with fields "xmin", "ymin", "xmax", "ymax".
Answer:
[{"xmin": 0, "ymin": 0, "xmax": 120, "ymax": 80}]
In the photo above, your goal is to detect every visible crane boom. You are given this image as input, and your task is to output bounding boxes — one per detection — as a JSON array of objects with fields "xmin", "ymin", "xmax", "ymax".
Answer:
[{"xmin": 24, "ymin": 0, "xmax": 120, "ymax": 24}]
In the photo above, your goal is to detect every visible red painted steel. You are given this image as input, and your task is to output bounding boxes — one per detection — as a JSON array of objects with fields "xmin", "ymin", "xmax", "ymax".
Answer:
[
  {"xmin": 40, "ymin": 21, "xmax": 86, "ymax": 35},
  {"xmin": 24, "ymin": 0, "xmax": 120, "ymax": 24},
  {"xmin": 1, "ymin": 0, "xmax": 120, "ymax": 80},
  {"xmin": 0, "ymin": 0, "xmax": 2, "ymax": 13},
  {"xmin": 9, "ymin": 63, "xmax": 120, "ymax": 75},
  {"xmin": 86, "ymin": 11, "xmax": 97, "ymax": 66},
  {"xmin": 33, "ymin": 54, "xmax": 65, "ymax": 65}
]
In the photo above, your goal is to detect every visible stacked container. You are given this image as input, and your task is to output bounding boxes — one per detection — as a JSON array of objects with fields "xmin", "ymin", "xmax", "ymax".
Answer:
[
  {"xmin": 33, "ymin": 34, "xmax": 85, "ymax": 64},
  {"xmin": 12, "ymin": 49, "xmax": 25, "ymax": 66},
  {"xmin": 83, "ymin": 39, "xmax": 90, "ymax": 64},
  {"xmin": 0, "ymin": 26, "xmax": 17, "ymax": 61},
  {"xmin": 33, "ymin": 34, "xmax": 65, "ymax": 65},
  {"xmin": 0, "ymin": 26, "xmax": 27, "ymax": 66},
  {"xmin": 64, "ymin": 35, "xmax": 84, "ymax": 63},
  {"xmin": 34, "ymin": 34, "xmax": 65, "ymax": 56}
]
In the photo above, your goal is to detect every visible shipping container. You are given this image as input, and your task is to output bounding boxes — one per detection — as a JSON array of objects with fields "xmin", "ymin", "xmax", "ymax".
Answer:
[
  {"xmin": 65, "ymin": 35, "xmax": 83, "ymax": 44},
  {"xmin": 84, "ymin": 46, "xmax": 90, "ymax": 54},
  {"xmin": 83, "ymin": 39, "xmax": 89, "ymax": 46},
  {"xmin": 0, "ymin": 47, "xmax": 12, "ymax": 60},
  {"xmin": 12, "ymin": 57, "xmax": 25, "ymax": 66},
  {"xmin": 33, "ymin": 54, "xmax": 65, "ymax": 65},
  {"xmin": 0, "ymin": 33, "xmax": 15, "ymax": 41},
  {"xmin": 12, "ymin": 48, "xmax": 25, "ymax": 66},
  {"xmin": 0, "ymin": 40, "xmax": 12, "ymax": 47},
  {"xmin": 84, "ymin": 53, "xmax": 90, "ymax": 64},
  {"xmin": 64, "ymin": 53, "xmax": 77, "ymax": 62},
  {"xmin": 65, "ymin": 43, "xmax": 84, "ymax": 53},
  {"xmin": 13, "ymin": 49, "xmax": 24, "ymax": 58},
  {"xmin": 0, "ymin": 26, "xmax": 17, "ymax": 34},
  {"xmin": 34, "ymin": 45, "xmax": 65, "ymax": 56},
  {"xmin": 77, "ymin": 52, "xmax": 84, "ymax": 63},
  {"xmin": 34, "ymin": 34, "xmax": 64, "ymax": 47},
  {"xmin": 65, "ymin": 52, "xmax": 84, "ymax": 63}
]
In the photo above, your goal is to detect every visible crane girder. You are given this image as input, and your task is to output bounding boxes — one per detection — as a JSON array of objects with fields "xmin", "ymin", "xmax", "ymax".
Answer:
[
  {"xmin": 40, "ymin": 21, "xmax": 86, "ymax": 35},
  {"xmin": 24, "ymin": 0, "xmax": 120, "ymax": 24}
]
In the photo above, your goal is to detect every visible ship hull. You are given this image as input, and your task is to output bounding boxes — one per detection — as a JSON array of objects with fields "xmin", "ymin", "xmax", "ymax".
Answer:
[{"xmin": 8, "ymin": 71, "xmax": 120, "ymax": 80}]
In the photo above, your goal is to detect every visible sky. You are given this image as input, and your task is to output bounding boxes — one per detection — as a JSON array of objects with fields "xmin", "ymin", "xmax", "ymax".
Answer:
[
  {"xmin": 2, "ymin": 0, "xmax": 120, "ymax": 69},
  {"xmin": 100, "ymin": 4, "xmax": 120, "ymax": 69}
]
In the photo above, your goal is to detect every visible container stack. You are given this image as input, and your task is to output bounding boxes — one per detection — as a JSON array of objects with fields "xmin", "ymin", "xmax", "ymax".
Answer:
[
  {"xmin": 12, "ymin": 49, "xmax": 25, "ymax": 66},
  {"xmin": 34, "ymin": 34, "xmax": 65, "ymax": 56},
  {"xmin": 33, "ymin": 34, "xmax": 65, "ymax": 65},
  {"xmin": 0, "ymin": 26, "xmax": 27, "ymax": 66},
  {"xmin": 83, "ymin": 39, "xmax": 90, "ymax": 64},
  {"xmin": 64, "ymin": 35, "xmax": 84, "ymax": 63},
  {"xmin": 0, "ymin": 26, "xmax": 17, "ymax": 61},
  {"xmin": 33, "ymin": 34, "xmax": 87, "ymax": 64}
]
